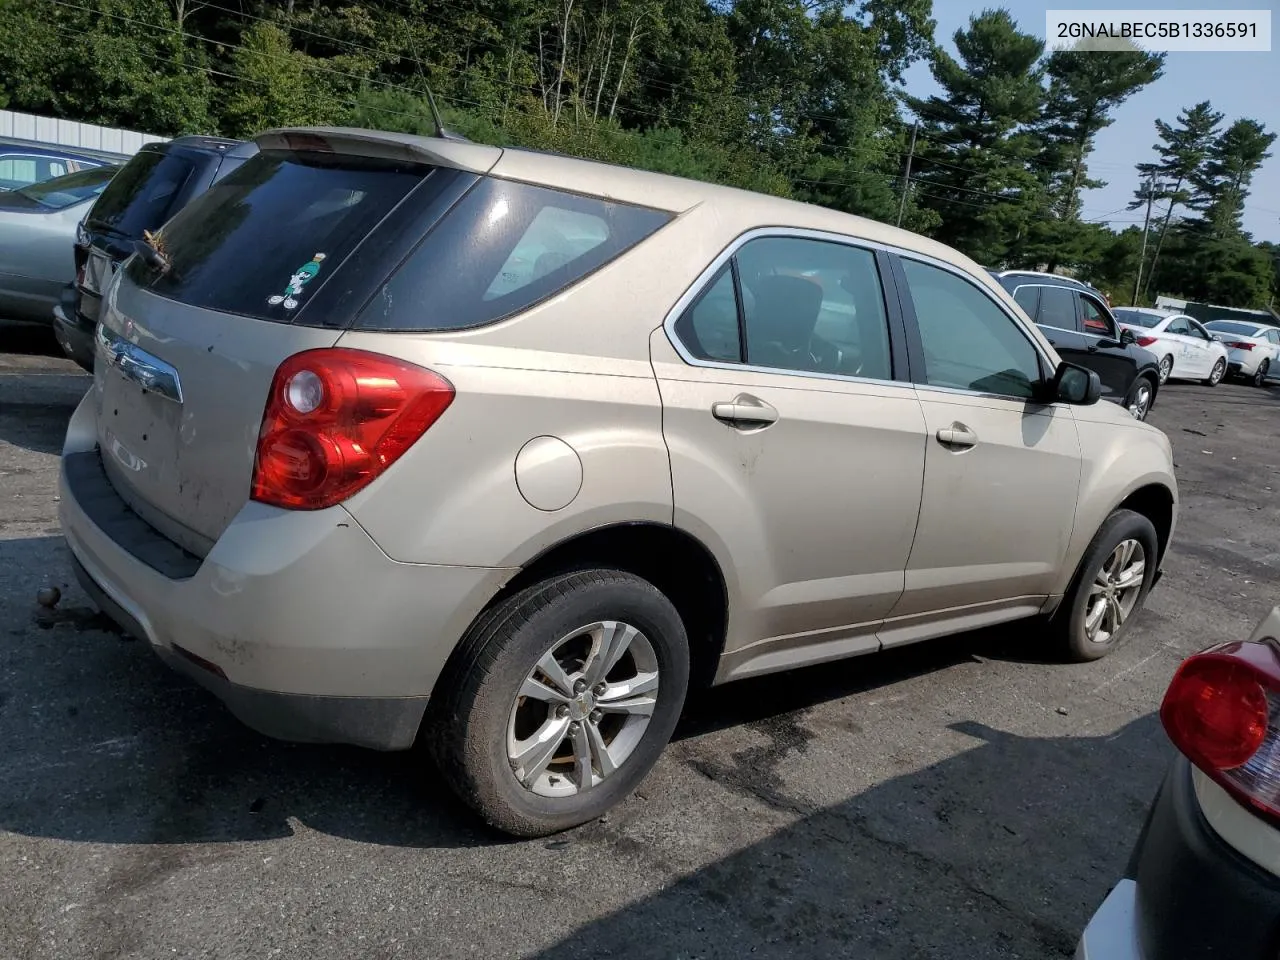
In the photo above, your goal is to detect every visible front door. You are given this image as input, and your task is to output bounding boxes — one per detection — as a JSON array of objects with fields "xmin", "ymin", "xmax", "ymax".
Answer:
[
  {"xmin": 652, "ymin": 234, "xmax": 927, "ymax": 674},
  {"xmin": 1164, "ymin": 316, "xmax": 1206, "ymax": 376},
  {"xmin": 885, "ymin": 255, "xmax": 1081, "ymax": 645},
  {"xmin": 1078, "ymin": 292, "xmax": 1136, "ymax": 400}
]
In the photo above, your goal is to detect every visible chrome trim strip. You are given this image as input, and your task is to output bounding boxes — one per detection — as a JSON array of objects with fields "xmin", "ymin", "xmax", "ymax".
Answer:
[
  {"xmin": 659, "ymin": 225, "xmax": 1059, "ymax": 402},
  {"xmin": 95, "ymin": 323, "xmax": 184, "ymax": 404}
]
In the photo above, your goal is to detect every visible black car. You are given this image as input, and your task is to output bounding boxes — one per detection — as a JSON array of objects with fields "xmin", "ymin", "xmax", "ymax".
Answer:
[
  {"xmin": 53, "ymin": 136, "xmax": 258, "ymax": 371},
  {"xmin": 989, "ymin": 270, "xmax": 1162, "ymax": 421}
]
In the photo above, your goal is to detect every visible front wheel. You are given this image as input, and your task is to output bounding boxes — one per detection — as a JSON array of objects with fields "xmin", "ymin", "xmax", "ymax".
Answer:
[
  {"xmin": 1157, "ymin": 354, "xmax": 1173, "ymax": 384},
  {"xmin": 429, "ymin": 569, "xmax": 690, "ymax": 837},
  {"xmin": 1052, "ymin": 509, "xmax": 1159, "ymax": 662},
  {"xmin": 1125, "ymin": 377, "xmax": 1154, "ymax": 421},
  {"xmin": 1253, "ymin": 359, "xmax": 1270, "ymax": 387},
  {"xmin": 1203, "ymin": 357, "xmax": 1226, "ymax": 387}
]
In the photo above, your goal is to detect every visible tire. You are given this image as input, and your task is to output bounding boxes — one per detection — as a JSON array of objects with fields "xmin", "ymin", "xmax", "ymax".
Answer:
[
  {"xmin": 1124, "ymin": 376, "xmax": 1155, "ymax": 421},
  {"xmin": 1203, "ymin": 357, "xmax": 1226, "ymax": 387},
  {"xmin": 1157, "ymin": 354, "xmax": 1173, "ymax": 384},
  {"xmin": 1052, "ymin": 509, "xmax": 1159, "ymax": 663},
  {"xmin": 1253, "ymin": 359, "xmax": 1270, "ymax": 388},
  {"xmin": 428, "ymin": 569, "xmax": 690, "ymax": 837}
]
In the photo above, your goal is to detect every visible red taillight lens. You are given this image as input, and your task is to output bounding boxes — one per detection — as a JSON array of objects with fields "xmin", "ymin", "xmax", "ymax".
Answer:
[
  {"xmin": 1136, "ymin": 336, "xmax": 1158, "ymax": 347},
  {"xmin": 1161, "ymin": 642, "xmax": 1280, "ymax": 823},
  {"xmin": 251, "ymin": 348, "xmax": 454, "ymax": 510},
  {"xmin": 1227, "ymin": 341, "xmax": 1255, "ymax": 351}
]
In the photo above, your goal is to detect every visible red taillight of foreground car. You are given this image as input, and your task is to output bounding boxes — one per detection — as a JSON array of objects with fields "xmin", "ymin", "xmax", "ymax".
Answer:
[
  {"xmin": 1161, "ymin": 642, "xmax": 1280, "ymax": 823},
  {"xmin": 1136, "ymin": 336, "xmax": 1158, "ymax": 348},
  {"xmin": 251, "ymin": 348, "xmax": 454, "ymax": 510}
]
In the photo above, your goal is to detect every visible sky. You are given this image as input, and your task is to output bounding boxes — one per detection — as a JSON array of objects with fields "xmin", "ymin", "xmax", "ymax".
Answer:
[{"xmin": 899, "ymin": 1, "xmax": 1280, "ymax": 242}]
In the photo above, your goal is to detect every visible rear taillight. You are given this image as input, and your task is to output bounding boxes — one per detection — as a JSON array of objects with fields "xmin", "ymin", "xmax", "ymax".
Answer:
[
  {"xmin": 1161, "ymin": 642, "xmax": 1280, "ymax": 824},
  {"xmin": 1136, "ymin": 336, "xmax": 1158, "ymax": 347},
  {"xmin": 251, "ymin": 348, "xmax": 454, "ymax": 510},
  {"xmin": 1227, "ymin": 341, "xmax": 1255, "ymax": 351}
]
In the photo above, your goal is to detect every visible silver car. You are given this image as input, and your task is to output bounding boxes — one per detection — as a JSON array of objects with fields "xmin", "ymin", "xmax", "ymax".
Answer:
[
  {"xmin": 60, "ymin": 128, "xmax": 1177, "ymax": 836},
  {"xmin": 0, "ymin": 164, "xmax": 120, "ymax": 323}
]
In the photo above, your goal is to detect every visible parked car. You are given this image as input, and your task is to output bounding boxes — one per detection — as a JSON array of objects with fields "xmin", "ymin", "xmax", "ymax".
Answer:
[
  {"xmin": 1113, "ymin": 308, "xmax": 1231, "ymax": 387},
  {"xmin": 0, "ymin": 164, "xmax": 120, "ymax": 323},
  {"xmin": 1076, "ymin": 606, "xmax": 1280, "ymax": 960},
  {"xmin": 991, "ymin": 271, "xmax": 1162, "ymax": 420},
  {"xmin": 61, "ymin": 127, "xmax": 1178, "ymax": 837},
  {"xmin": 57, "ymin": 135, "xmax": 257, "ymax": 370},
  {"xmin": 1201, "ymin": 319, "xmax": 1280, "ymax": 387},
  {"xmin": 0, "ymin": 136, "xmax": 127, "ymax": 190}
]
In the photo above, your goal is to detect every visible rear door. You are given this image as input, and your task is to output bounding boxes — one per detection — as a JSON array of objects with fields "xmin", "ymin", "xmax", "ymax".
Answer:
[
  {"xmin": 653, "ymin": 232, "xmax": 927, "ymax": 666},
  {"xmin": 91, "ymin": 146, "xmax": 447, "ymax": 554},
  {"xmin": 886, "ymin": 254, "xmax": 1080, "ymax": 644}
]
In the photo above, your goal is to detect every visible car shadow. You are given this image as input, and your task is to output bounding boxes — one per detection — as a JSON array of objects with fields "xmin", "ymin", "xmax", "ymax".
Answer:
[{"xmin": 0, "ymin": 343, "xmax": 88, "ymax": 456}]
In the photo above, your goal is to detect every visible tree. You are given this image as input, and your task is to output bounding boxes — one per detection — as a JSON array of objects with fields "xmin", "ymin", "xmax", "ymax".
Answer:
[
  {"xmin": 903, "ymin": 9, "xmax": 1046, "ymax": 265},
  {"xmin": 1185, "ymin": 117, "xmax": 1277, "ymax": 239},
  {"xmin": 220, "ymin": 23, "xmax": 344, "ymax": 139},
  {"xmin": 1132, "ymin": 101, "xmax": 1223, "ymax": 297}
]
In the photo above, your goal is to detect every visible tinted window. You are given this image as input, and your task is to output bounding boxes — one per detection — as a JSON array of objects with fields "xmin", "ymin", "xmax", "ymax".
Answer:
[
  {"xmin": 1113, "ymin": 309, "xmax": 1164, "ymax": 329},
  {"xmin": 1080, "ymin": 295, "xmax": 1114, "ymax": 336},
  {"xmin": 902, "ymin": 258, "xmax": 1042, "ymax": 399},
  {"xmin": 1037, "ymin": 285, "xmax": 1077, "ymax": 330},
  {"xmin": 1205, "ymin": 321, "xmax": 1263, "ymax": 337},
  {"xmin": 87, "ymin": 150, "xmax": 196, "ymax": 239},
  {"xmin": 12, "ymin": 164, "xmax": 118, "ymax": 210},
  {"xmin": 1269, "ymin": 330, "xmax": 1280, "ymax": 345},
  {"xmin": 1012, "ymin": 286, "xmax": 1039, "ymax": 317},
  {"xmin": 734, "ymin": 237, "xmax": 892, "ymax": 379},
  {"xmin": 127, "ymin": 149, "xmax": 427, "ymax": 322},
  {"xmin": 1166, "ymin": 317, "xmax": 1191, "ymax": 335},
  {"xmin": 359, "ymin": 177, "xmax": 670, "ymax": 332},
  {"xmin": 674, "ymin": 266, "xmax": 741, "ymax": 363}
]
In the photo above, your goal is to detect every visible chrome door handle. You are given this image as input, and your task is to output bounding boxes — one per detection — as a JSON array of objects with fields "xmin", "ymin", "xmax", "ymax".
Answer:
[
  {"xmin": 936, "ymin": 424, "xmax": 977, "ymax": 449},
  {"xmin": 712, "ymin": 395, "xmax": 779, "ymax": 428}
]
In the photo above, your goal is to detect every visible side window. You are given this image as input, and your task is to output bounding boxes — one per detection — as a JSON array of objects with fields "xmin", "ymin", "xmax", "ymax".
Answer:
[
  {"xmin": 47, "ymin": 160, "xmax": 67, "ymax": 179},
  {"xmin": 1012, "ymin": 286, "xmax": 1039, "ymax": 318},
  {"xmin": 901, "ymin": 257, "xmax": 1043, "ymax": 400},
  {"xmin": 733, "ymin": 236, "xmax": 893, "ymax": 379},
  {"xmin": 1037, "ymin": 286, "xmax": 1078, "ymax": 331},
  {"xmin": 1268, "ymin": 330, "xmax": 1280, "ymax": 345},
  {"xmin": 1080, "ymin": 295, "xmax": 1115, "ymax": 337},
  {"xmin": 1167, "ymin": 317, "xmax": 1190, "ymax": 335},
  {"xmin": 0, "ymin": 155, "xmax": 38, "ymax": 187},
  {"xmin": 1189, "ymin": 321, "xmax": 1212, "ymax": 341},
  {"xmin": 673, "ymin": 266, "xmax": 742, "ymax": 363}
]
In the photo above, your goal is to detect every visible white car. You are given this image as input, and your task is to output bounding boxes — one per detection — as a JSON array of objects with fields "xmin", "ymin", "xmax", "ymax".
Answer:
[
  {"xmin": 1202, "ymin": 319, "xmax": 1280, "ymax": 387},
  {"xmin": 1112, "ymin": 308, "xmax": 1230, "ymax": 387},
  {"xmin": 1076, "ymin": 606, "xmax": 1280, "ymax": 960}
]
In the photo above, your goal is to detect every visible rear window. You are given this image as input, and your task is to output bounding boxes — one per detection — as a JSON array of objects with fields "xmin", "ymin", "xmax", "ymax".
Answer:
[
  {"xmin": 10, "ymin": 164, "xmax": 118, "ymax": 210},
  {"xmin": 1204, "ymin": 321, "xmax": 1263, "ymax": 337},
  {"xmin": 1113, "ymin": 309, "xmax": 1164, "ymax": 329},
  {"xmin": 125, "ymin": 149, "xmax": 430, "ymax": 321},
  {"xmin": 87, "ymin": 150, "xmax": 195, "ymax": 238},
  {"xmin": 355, "ymin": 177, "xmax": 671, "ymax": 332}
]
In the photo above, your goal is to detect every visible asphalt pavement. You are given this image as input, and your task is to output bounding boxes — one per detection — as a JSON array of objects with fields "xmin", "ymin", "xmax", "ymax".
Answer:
[{"xmin": 3, "ymin": 319, "xmax": 1279, "ymax": 959}]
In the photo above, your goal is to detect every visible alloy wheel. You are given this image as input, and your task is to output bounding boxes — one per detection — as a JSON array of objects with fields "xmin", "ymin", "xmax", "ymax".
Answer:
[
  {"xmin": 1158, "ymin": 356, "xmax": 1173, "ymax": 384},
  {"xmin": 1210, "ymin": 358, "xmax": 1226, "ymax": 385},
  {"xmin": 1085, "ymin": 539, "xmax": 1146, "ymax": 645},
  {"xmin": 507, "ymin": 620, "xmax": 659, "ymax": 798},
  {"xmin": 1254, "ymin": 360, "xmax": 1269, "ymax": 387},
  {"xmin": 1127, "ymin": 382, "xmax": 1152, "ymax": 420}
]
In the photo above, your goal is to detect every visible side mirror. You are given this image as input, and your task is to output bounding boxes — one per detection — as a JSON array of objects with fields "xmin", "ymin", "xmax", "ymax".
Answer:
[
  {"xmin": 1119, "ymin": 327, "xmax": 1137, "ymax": 346},
  {"xmin": 1052, "ymin": 362, "xmax": 1101, "ymax": 406}
]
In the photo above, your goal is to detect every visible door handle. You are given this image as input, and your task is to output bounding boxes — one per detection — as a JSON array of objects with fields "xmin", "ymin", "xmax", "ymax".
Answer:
[
  {"xmin": 711, "ymin": 395, "xmax": 779, "ymax": 428},
  {"xmin": 936, "ymin": 424, "xmax": 978, "ymax": 449}
]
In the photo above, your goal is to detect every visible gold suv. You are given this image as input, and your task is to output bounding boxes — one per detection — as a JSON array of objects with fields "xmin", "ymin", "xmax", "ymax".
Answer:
[{"xmin": 59, "ymin": 127, "xmax": 1178, "ymax": 836}]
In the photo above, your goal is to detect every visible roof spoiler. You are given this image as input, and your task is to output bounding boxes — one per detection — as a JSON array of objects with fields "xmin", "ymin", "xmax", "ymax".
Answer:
[{"xmin": 252, "ymin": 127, "xmax": 500, "ymax": 175}]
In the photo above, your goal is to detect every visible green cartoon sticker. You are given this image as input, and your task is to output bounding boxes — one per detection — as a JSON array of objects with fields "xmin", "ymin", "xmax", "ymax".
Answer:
[{"xmin": 268, "ymin": 252, "xmax": 327, "ymax": 310}]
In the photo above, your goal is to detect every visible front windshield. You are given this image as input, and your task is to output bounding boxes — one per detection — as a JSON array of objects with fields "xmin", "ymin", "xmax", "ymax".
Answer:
[
  {"xmin": 1113, "ymin": 309, "xmax": 1164, "ymax": 329},
  {"xmin": 14, "ymin": 164, "xmax": 119, "ymax": 210}
]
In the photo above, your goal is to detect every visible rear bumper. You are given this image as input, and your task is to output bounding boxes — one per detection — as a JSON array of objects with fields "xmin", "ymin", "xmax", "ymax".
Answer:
[
  {"xmin": 51, "ymin": 296, "xmax": 95, "ymax": 373},
  {"xmin": 1226, "ymin": 350, "xmax": 1260, "ymax": 376},
  {"xmin": 1076, "ymin": 756, "xmax": 1280, "ymax": 959},
  {"xmin": 59, "ymin": 391, "xmax": 514, "ymax": 750}
]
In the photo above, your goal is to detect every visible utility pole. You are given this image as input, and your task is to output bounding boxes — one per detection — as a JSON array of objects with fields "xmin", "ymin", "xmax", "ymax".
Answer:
[
  {"xmin": 1133, "ymin": 171, "xmax": 1158, "ymax": 306},
  {"xmin": 896, "ymin": 120, "xmax": 919, "ymax": 228}
]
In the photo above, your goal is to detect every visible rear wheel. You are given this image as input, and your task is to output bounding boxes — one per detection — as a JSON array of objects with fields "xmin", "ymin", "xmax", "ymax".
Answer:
[
  {"xmin": 429, "ymin": 570, "xmax": 690, "ymax": 837},
  {"xmin": 1157, "ymin": 354, "xmax": 1174, "ymax": 384},
  {"xmin": 1053, "ymin": 509, "xmax": 1159, "ymax": 662},
  {"xmin": 1125, "ymin": 376, "xmax": 1155, "ymax": 421},
  {"xmin": 1203, "ymin": 357, "xmax": 1226, "ymax": 387},
  {"xmin": 1253, "ymin": 359, "xmax": 1270, "ymax": 387}
]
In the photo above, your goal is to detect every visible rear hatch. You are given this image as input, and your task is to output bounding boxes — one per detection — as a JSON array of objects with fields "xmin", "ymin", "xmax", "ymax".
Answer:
[{"xmin": 92, "ymin": 137, "xmax": 494, "ymax": 553}]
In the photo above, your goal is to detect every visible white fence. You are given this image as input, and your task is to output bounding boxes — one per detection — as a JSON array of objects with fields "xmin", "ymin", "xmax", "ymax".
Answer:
[{"xmin": 0, "ymin": 109, "xmax": 168, "ymax": 156}]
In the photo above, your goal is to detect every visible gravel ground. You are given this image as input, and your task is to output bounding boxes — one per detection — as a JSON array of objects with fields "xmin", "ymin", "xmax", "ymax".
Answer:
[{"xmin": 2, "ymin": 320, "xmax": 1278, "ymax": 960}]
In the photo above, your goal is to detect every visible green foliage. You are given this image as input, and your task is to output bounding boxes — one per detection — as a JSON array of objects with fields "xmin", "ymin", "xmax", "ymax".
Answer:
[{"xmin": 220, "ymin": 22, "xmax": 345, "ymax": 139}]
